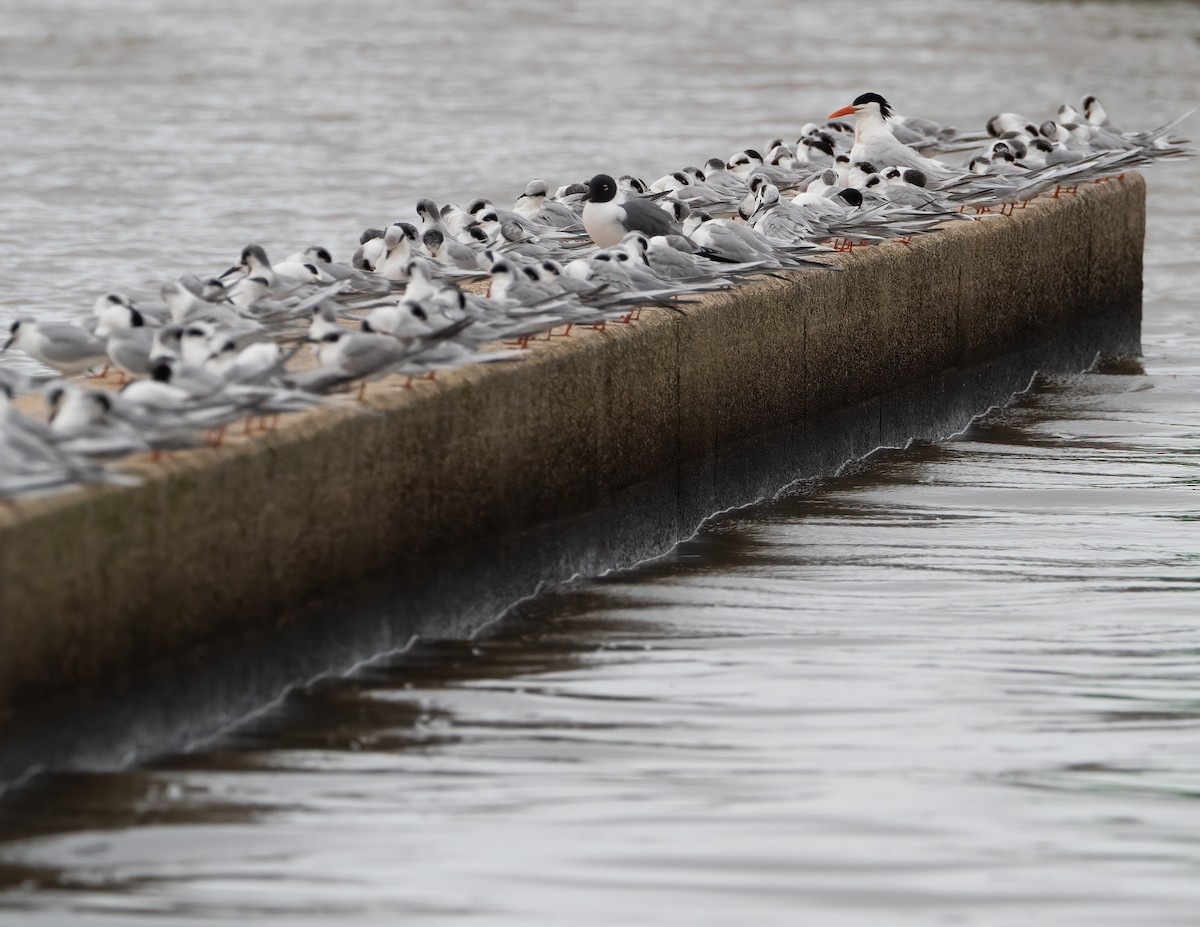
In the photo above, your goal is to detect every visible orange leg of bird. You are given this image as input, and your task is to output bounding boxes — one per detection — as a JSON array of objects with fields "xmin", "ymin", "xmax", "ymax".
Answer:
[
  {"xmin": 552, "ymin": 323, "xmax": 574, "ymax": 338},
  {"xmin": 356, "ymin": 381, "xmax": 367, "ymax": 402},
  {"xmin": 423, "ymin": 371, "xmax": 437, "ymax": 380}
]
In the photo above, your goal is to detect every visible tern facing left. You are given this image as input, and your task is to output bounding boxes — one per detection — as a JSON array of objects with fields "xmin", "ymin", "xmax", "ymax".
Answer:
[
  {"xmin": 581, "ymin": 173, "xmax": 680, "ymax": 248},
  {"xmin": 828, "ymin": 93, "xmax": 960, "ymax": 183}
]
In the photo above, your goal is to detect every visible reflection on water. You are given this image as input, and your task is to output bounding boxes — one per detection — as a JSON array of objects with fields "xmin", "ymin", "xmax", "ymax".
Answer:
[
  {"xmin": 5, "ymin": 333, "xmax": 1199, "ymax": 926},
  {"xmin": 2, "ymin": 0, "xmax": 1200, "ymax": 923}
]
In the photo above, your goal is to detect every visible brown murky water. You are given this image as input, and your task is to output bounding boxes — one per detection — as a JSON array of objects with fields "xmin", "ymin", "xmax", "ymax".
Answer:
[{"xmin": 2, "ymin": 1, "xmax": 1199, "ymax": 924}]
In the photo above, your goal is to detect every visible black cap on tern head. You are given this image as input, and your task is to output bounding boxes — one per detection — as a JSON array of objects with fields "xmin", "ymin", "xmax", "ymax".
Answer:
[
  {"xmin": 902, "ymin": 168, "xmax": 927, "ymax": 187},
  {"xmin": 423, "ymin": 229, "xmax": 444, "ymax": 248},
  {"xmin": 3, "ymin": 319, "xmax": 23, "ymax": 351},
  {"xmin": 837, "ymin": 188, "xmax": 864, "ymax": 207},
  {"xmin": 151, "ymin": 361, "xmax": 173, "ymax": 382},
  {"xmin": 360, "ymin": 227, "xmax": 384, "ymax": 244},
  {"xmin": 584, "ymin": 174, "xmax": 617, "ymax": 204},
  {"xmin": 851, "ymin": 92, "xmax": 893, "ymax": 119},
  {"xmin": 805, "ymin": 136, "xmax": 835, "ymax": 158},
  {"xmin": 240, "ymin": 244, "xmax": 268, "ymax": 265}
]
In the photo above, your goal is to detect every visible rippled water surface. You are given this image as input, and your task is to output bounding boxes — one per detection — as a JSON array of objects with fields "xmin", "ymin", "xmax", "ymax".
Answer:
[{"xmin": 2, "ymin": 0, "xmax": 1200, "ymax": 924}]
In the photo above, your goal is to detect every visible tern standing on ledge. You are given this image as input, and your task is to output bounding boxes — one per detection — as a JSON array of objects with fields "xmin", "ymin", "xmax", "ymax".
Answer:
[{"xmin": 828, "ymin": 92, "xmax": 961, "ymax": 183}]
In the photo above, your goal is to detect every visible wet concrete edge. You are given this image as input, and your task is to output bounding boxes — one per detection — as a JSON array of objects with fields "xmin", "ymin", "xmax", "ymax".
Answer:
[{"xmin": 0, "ymin": 175, "xmax": 1146, "ymax": 724}]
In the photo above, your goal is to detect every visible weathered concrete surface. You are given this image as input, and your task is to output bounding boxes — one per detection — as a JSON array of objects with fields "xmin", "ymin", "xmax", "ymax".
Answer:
[{"xmin": 0, "ymin": 175, "xmax": 1145, "ymax": 720}]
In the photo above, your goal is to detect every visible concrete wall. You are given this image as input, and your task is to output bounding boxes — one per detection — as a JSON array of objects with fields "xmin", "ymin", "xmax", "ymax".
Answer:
[{"xmin": 0, "ymin": 176, "xmax": 1145, "ymax": 721}]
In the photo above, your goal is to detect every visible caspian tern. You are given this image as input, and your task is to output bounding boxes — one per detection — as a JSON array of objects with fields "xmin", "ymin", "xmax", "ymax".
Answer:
[{"xmin": 828, "ymin": 93, "xmax": 962, "ymax": 184}]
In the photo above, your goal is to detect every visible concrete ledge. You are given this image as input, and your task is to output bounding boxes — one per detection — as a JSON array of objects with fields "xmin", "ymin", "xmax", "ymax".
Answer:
[{"xmin": 0, "ymin": 175, "xmax": 1145, "ymax": 719}]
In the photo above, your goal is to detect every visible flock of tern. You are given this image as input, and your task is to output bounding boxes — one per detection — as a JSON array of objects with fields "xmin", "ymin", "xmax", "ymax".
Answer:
[{"xmin": 0, "ymin": 92, "xmax": 1190, "ymax": 503}]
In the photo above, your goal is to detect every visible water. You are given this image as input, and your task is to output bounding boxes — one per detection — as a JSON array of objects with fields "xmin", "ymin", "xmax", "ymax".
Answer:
[{"xmin": 2, "ymin": 0, "xmax": 1200, "ymax": 924}]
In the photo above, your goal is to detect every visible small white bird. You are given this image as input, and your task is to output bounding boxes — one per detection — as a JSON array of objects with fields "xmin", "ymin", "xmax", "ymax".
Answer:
[{"xmin": 3, "ymin": 319, "xmax": 108, "ymax": 376}]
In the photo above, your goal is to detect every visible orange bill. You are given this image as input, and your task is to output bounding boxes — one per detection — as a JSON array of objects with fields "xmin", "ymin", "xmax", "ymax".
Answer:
[{"xmin": 827, "ymin": 105, "xmax": 857, "ymax": 119}]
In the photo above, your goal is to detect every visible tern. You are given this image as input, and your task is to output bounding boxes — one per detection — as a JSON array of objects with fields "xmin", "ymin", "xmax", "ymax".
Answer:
[
  {"xmin": 3, "ymin": 320, "xmax": 108, "ymax": 376},
  {"xmin": 828, "ymin": 93, "xmax": 962, "ymax": 184}
]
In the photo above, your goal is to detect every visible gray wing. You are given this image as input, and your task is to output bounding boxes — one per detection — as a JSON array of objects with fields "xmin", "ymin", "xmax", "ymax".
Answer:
[
  {"xmin": 39, "ymin": 324, "xmax": 106, "ymax": 362},
  {"xmin": 706, "ymin": 226, "xmax": 770, "ymax": 262},
  {"xmin": 338, "ymin": 335, "xmax": 406, "ymax": 377},
  {"xmin": 620, "ymin": 198, "xmax": 680, "ymax": 238},
  {"xmin": 108, "ymin": 327, "xmax": 156, "ymax": 376}
]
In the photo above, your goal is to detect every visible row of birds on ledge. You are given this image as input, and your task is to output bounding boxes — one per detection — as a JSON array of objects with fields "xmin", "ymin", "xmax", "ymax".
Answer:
[{"xmin": 0, "ymin": 92, "xmax": 1191, "ymax": 503}]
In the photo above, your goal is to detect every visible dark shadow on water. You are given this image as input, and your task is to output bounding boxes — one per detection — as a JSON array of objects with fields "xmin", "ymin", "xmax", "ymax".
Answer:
[{"xmin": 0, "ymin": 310, "xmax": 1140, "ymax": 791}]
